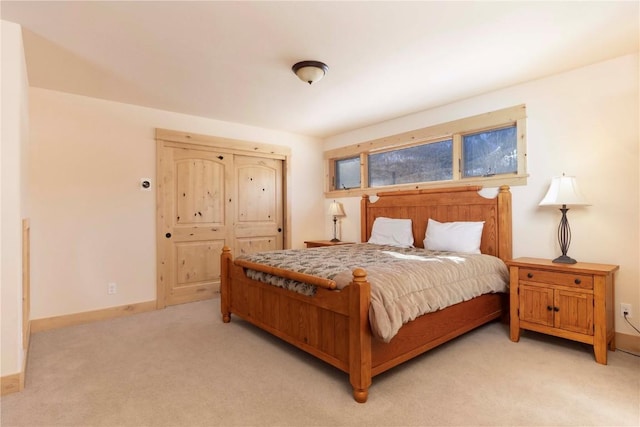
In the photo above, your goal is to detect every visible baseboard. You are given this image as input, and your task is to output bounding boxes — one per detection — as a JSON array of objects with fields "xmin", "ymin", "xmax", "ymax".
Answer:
[
  {"xmin": 1, "ymin": 320, "xmax": 31, "ymax": 396},
  {"xmin": 616, "ymin": 332, "xmax": 640, "ymax": 353},
  {"xmin": 0, "ymin": 373, "xmax": 23, "ymax": 396},
  {"xmin": 30, "ymin": 300, "xmax": 157, "ymax": 333}
]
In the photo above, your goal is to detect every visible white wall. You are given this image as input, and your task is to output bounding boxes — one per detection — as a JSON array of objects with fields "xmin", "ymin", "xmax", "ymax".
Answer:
[
  {"xmin": 1, "ymin": 20, "xmax": 29, "ymax": 377},
  {"xmin": 325, "ymin": 54, "xmax": 639, "ymax": 335},
  {"xmin": 28, "ymin": 88, "xmax": 324, "ymax": 319}
]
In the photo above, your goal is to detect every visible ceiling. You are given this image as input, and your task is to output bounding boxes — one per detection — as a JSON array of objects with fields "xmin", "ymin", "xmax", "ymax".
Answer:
[{"xmin": 2, "ymin": 1, "xmax": 638, "ymax": 138}]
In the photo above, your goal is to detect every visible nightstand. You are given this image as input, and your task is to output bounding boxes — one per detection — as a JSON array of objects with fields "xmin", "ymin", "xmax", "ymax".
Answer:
[
  {"xmin": 507, "ymin": 257, "xmax": 619, "ymax": 364},
  {"xmin": 304, "ymin": 240, "xmax": 354, "ymax": 248}
]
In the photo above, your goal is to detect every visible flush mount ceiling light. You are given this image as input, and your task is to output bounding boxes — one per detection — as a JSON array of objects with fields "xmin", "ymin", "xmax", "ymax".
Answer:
[{"xmin": 292, "ymin": 60, "xmax": 329, "ymax": 85}]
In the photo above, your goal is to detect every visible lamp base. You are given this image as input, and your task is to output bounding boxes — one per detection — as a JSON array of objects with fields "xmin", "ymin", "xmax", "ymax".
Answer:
[
  {"xmin": 552, "ymin": 255, "xmax": 577, "ymax": 264},
  {"xmin": 330, "ymin": 238, "xmax": 340, "ymax": 242}
]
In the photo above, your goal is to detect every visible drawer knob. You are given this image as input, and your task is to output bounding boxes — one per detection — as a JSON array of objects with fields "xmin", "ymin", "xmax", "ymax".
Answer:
[
  {"xmin": 527, "ymin": 273, "xmax": 533, "ymax": 279},
  {"xmin": 553, "ymin": 307, "xmax": 560, "ymax": 312},
  {"xmin": 547, "ymin": 306, "xmax": 553, "ymax": 311},
  {"xmin": 574, "ymin": 278, "xmax": 581, "ymax": 285}
]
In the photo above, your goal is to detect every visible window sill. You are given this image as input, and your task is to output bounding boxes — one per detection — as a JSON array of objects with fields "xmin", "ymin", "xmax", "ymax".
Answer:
[{"xmin": 325, "ymin": 174, "xmax": 528, "ymax": 199}]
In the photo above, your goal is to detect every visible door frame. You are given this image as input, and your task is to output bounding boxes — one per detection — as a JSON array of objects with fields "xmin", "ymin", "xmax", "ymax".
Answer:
[{"xmin": 155, "ymin": 128, "xmax": 291, "ymax": 309}]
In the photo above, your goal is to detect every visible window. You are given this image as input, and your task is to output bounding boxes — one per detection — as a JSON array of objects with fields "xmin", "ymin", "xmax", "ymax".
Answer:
[
  {"xmin": 325, "ymin": 105, "xmax": 527, "ymax": 196},
  {"xmin": 462, "ymin": 126, "xmax": 517, "ymax": 178},
  {"xmin": 335, "ymin": 156, "xmax": 361, "ymax": 190},
  {"xmin": 368, "ymin": 139, "xmax": 452, "ymax": 187}
]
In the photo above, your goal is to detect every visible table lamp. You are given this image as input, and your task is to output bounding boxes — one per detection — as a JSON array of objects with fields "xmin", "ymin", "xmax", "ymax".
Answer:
[
  {"xmin": 539, "ymin": 174, "xmax": 590, "ymax": 264},
  {"xmin": 328, "ymin": 201, "xmax": 346, "ymax": 242}
]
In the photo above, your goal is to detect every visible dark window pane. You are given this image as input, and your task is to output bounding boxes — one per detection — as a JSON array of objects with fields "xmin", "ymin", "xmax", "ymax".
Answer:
[
  {"xmin": 368, "ymin": 140, "xmax": 453, "ymax": 187},
  {"xmin": 335, "ymin": 156, "xmax": 360, "ymax": 189},
  {"xmin": 463, "ymin": 126, "xmax": 517, "ymax": 177}
]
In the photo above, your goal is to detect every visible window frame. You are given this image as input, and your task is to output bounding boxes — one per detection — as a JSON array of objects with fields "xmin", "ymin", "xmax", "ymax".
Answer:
[{"xmin": 325, "ymin": 105, "xmax": 527, "ymax": 198}]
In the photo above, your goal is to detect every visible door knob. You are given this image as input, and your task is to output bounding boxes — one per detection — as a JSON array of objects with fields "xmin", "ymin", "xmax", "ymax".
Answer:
[{"xmin": 165, "ymin": 233, "xmax": 172, "ymax": 238}]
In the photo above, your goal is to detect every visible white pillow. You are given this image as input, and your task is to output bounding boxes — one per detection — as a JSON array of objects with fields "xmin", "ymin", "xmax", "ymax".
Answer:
[
  {"xmin": 368, "ymin": 217, "xmax": 414, "ymax": 248},
  {"xmin": 423, "ymin": 218, "xmax": 484, "ymax": 254}
]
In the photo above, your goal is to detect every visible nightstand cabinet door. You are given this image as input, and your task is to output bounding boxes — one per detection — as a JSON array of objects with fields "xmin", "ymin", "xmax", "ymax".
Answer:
[
  {"xmin": 554, "ymin": 289, "xmax": 594, "ymax": 335},
  {"xmin": 519, "ymin": 284, "xmax": 554, "ymax": 327},
  {"xmin": 520, "ymin": 282, "xmax": 594, "ymax": 335}
]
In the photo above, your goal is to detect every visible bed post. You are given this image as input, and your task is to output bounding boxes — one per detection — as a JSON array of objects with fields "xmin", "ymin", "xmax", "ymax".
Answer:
[
  {"xmin": 360, "ymin": 195, "xmax": 370, "ymax": 243},
  {"xmin": 497, "ymin": 185, "xmax": 512, "ymax": 262},
  {"xmin": 349, "ymin": 268, "xmax": 372, "ymax": 403},
  {"xmin": 221, "ymin": 246, "xmax": 232, "ymax": 323}
]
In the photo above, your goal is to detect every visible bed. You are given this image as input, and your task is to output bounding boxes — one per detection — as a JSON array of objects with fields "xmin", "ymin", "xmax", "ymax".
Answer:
[{"xmin": 220, "ymin": 185, "xmax": 512, "ymax": 403}]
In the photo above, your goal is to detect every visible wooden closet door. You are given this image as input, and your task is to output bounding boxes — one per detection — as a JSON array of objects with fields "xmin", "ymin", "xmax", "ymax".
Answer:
[
  {"xmin": 233, "ymin": 155, "xmax": 283, "ymax": 256},
  {"xmin": 157, "ymin": 143, "xmax": 285, "ymax": 308},
  {"xmin": 157, "ymin": 144, "xmax": 233, "ymax": 307}
]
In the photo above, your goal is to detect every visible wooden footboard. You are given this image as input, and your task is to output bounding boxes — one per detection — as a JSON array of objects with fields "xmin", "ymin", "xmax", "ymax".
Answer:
[
  {"xmin": 221, "ymin": 246, "xmax": 373, "ymax": 402},
  {"xmin": 221, "ymin": 247, "xmax": 505, "ymax": 403}
]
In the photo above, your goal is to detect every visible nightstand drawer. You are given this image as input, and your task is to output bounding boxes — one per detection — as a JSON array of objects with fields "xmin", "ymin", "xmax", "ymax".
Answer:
[{"xmin": 519, "ymin": 268, "xmax": 593, "ymax": 289}]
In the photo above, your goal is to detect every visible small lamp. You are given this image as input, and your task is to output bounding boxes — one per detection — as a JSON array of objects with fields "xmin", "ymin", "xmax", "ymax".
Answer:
[
  {"xmin": 539, "ymin": 174, "xmax": 590, "ymax": 264},
  {"xmin": 328, "ymin": 200, "xmax": 346, "ymax": 242}
]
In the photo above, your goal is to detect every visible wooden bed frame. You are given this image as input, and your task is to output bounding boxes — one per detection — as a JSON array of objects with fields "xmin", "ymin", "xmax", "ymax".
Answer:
[{"xmin": 220, "ymin": 185, "xmax": 512, "ymax": 403}]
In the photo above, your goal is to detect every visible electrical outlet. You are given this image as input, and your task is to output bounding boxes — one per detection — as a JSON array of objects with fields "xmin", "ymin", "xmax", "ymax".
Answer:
[
  {"xmin": 108, "ymin": 282, "xmax": 117, "ymax": 295},
  {"xmin": 620, "ymin": 303, "xmax": 632, "ymax": 318}
]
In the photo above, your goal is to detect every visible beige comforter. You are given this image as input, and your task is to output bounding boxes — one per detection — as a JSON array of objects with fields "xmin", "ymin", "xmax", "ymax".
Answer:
[{"xmin": 240, "ymin": 244, "xmax": 509, "ymax": 342}]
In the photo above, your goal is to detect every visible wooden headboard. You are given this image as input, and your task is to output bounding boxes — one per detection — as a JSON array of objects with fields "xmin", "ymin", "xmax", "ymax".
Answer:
[{"xmin": 361, "ymin": 186, "xmax": 512, "ymax": 262}]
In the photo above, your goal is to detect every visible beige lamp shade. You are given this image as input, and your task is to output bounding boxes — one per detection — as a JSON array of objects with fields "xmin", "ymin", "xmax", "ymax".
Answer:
[
  {"xmin": 328, "ymin": 201, "xmax": 345, "ymax": 217},
  {"xmin": 539, "ymin": 175, "xmax": 590, "ymax": 207}
]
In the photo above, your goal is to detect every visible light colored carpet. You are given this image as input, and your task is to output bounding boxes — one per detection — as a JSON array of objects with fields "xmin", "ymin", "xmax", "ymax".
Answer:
[{"xmin": 1, "ymin": 298, "xmax": 638, "ymax": 427}]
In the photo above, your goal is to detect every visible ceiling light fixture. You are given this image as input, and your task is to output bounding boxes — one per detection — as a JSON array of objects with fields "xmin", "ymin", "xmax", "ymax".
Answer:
[{"xmin": 292, "ymin": 60, "xmax": 329, "ymax": 85}]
